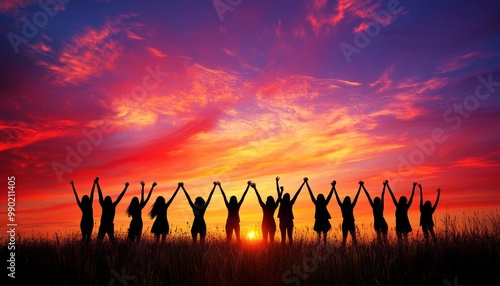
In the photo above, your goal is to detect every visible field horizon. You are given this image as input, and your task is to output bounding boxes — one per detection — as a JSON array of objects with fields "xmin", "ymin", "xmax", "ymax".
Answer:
[{"xmin": 3, "ymin": 212, "xmax": 499, "ymax": 285}]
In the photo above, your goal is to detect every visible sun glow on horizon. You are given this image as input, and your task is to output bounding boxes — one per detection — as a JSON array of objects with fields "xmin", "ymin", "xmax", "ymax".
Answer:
[{"xmin": 247, "ymin": 231, "xmax": 256, "ymax": 240}]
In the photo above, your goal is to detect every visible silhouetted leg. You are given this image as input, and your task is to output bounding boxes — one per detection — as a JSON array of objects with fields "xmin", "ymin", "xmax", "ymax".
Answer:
[
  {"xmin": 287, "ymin": 225, "xmax": 294, "ymax": 245},
  {"xmin": 341, "ymin": 222, "xmax": 348, "ymax": 247},
  {"xmin": 235, "ymin": 223, "xmax": 241, "ymax": 243},
  {"xmin": 382, "ymin": 231, "xmax": 388, "ymax": 245},
  {"xmin": 262, "ymin": 224, "xmax": 268, "ymax": 243},
  {"xmin": 270, "ymin": 228, "xmax": 276, "ymax": 244},
  {"xmin": 154, "ymin": 233, "xmax": 160, "ymax": 243},
  {"xmin": 200, "ymin": 228, "xmax": 207, "ymax": 245},
  {"xmin": 429, "ymin": 227, "xmax": 436, "ymax": 243},
  {"xmin": 279, "ymin": 221, "xmax": 286, "ymax": 245},
  {"xmin": 191, "ymin": 228, "xmax": 197, "ymax": 244},
  {"xmin": 161, "ymin": 234, "xmax": 166, "ymax": 243},
  {"xmin": 225, "ymin": 223, "xmax": 232, "ymax": 243},
  {"xmin": 317, "ymin": 232, "xmax": 321, "ymax": 243},
  {"xmin": 97, "ymin": 226, "xmax": 106, "ymax": 240},
  {"xmin": 350, "ymin": 227, "xmax": 357, "ymax": 246}
]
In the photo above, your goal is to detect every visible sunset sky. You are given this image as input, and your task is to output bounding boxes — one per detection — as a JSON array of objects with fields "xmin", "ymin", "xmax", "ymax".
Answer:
[{"xmin": 1, "ymin": 0, "xmax": 500, "ymax": 240}]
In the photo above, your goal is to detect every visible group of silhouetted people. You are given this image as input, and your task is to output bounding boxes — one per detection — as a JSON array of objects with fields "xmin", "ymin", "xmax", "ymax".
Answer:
[{"xmin": 71, "ymin": 177, "xmax": 441, "ymax": 245}]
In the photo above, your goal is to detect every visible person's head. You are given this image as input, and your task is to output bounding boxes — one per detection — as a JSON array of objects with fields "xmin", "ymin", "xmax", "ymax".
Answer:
[
  {"xmin": 81, "ymin": 195, "xmax": 90, "ymax": 205},
  {"xmin": 266, "ymin": 196, "xmax": 275, "ymax": 205},
  {"xmin": 398, "ymin": 196, "xmax": 407, "ymax": 205},
  {"xmin": 126, "ymin": 197, "xmax": 140, "ymax": 217},
  {"xmin": 229, "ymin": 196, "xmax": 237, "ymax": 206},
  {"xmin": 195, "ymin": 196, "xmax": 205, "ymax": 206},
  {"xmin": 282, "ymin": 193, "xmax": 290, "ymax": 203},
  {"xmin": 373, "ymin": 197, "xmax": 381, "ymax": 206},
  {"xmin": 317, "ymin": 194, "xmax": 326, "ymax": 204},
  {"xmin": 104, "ymin": 196, "xmax": 112, "ymax": 205},
  {"xmin": 424, "ymin": 200, "xmax": 432, "ymax": 209},
  {"xmin": 343, "ymin": 196, "xmax": 351, "ymax": 205},
  {"xmin": 149, "ymin": 196, "xmax": 165, "ymax": 219}
]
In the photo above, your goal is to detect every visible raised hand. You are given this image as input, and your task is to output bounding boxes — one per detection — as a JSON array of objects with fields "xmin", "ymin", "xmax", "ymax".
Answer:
[
  {"xmin": 413, "ymin": 182, "xmax": 418, "ymax": 187},
  {"xmin": 247, "ymin": 180, "xmax": 252, "ymax": 185},
  {"xmin": 125, "ymin": 182, "xmax": 130, "ymax": 187},
  {"xmin": 140, "ymin": 181, "xmax": 145, "ymax": 186},
  {"xmin": 251, "ymin": 182, "xmax": 256, "ymax": 188},
  {"xmin": 417, "ymin": 183, "xmax": 422, "ymax": 189},
  {"xmin": 213, "ymin": 181, "xmax": 218, "ymax": 186},
  {"xmin": 359, "ymin": 181, "xmax": 364, "ymax": 186},
  {"xmin": 70, "ymin": 180, "xmax": 74, "ymax": 186},
  {"xmin": 178, "ymin": 182, "xmax": 184, "ymax": 187},
  {"xmin": 331, "ymin": 180, "xmax": 336, "ymax": 187},
  {"xmin": 437, "ymin": 188, "xmax": 441, "ymax": 193},
  {"xmin": 383, "ymin": 180, "xmax": 388, "ymax": 186},
  {"xmin": 304, "ymin": 177, "xmax": 308, "ymax": 182},
  {"xmin": 276, "ymin": 176, "xmax": 280, "ymax": 181},
  {"xmin": 95, "ymin": 177, "xmax": 99, "ymax": 183},
  {"xmin": 152, "ymin": 182, "xmax": 158, "ymax": 187}
]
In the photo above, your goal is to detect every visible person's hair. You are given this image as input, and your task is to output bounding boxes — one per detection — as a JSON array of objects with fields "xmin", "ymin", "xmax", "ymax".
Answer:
[
  {"xmin": 266, "ymin": 196, "xmax": 275, "ymax": 205},
  {"xmin": 81, "ymin": 195, "xmax": 90, "ymax": 205},
  {"xmin": 229, "ymin": 196, "xmax": 237, "ymax": 206},
  {"xmin": 373, "ymin": 197, "xmax": 381, "ymax": 205},
  {"xmin": 282, "ymin": 193, "xmax": 290, "ymax": 203},
  {"xmin": 149, "ymin": 196, "xmax": 165, "ymax": 219},
  {"xmin": 317, "ymin": 194, "xmax": 326, "ymax": 204},
  {"xmin": 343, "ymin": 196, "xmax": 351, "ymax": 205},
  {"xmin": 104, "ymin": 196, "xmax": 112, "ymax": 205},
  {"xmin": 399, "ymin": 196, "xmax": 408, "ymax": 205},
  {"xmin": 126, "ymin": 197, "xmax": 140, "ymax": 217},
  {"xmin": 423, "ymin": 200, "xmax": 432, "ymax": 208},
  {"xmin": 195, "ymin": 196, "xmax": 205, "ymax": 206}
]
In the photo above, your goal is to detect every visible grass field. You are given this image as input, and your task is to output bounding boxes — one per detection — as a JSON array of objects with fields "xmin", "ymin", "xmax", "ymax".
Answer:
[{"xmin": 2, "ymin": 212, "xmax": 500, "ymax": 285}]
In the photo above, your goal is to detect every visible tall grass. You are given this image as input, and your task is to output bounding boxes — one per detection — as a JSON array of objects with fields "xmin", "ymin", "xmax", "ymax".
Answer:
[{"xmin": 2, "ymin": 212, "xmax": 499, "ymax": 285}]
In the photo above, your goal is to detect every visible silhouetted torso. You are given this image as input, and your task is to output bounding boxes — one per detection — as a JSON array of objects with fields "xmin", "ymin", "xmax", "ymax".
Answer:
[
  {"xmin": 262, "ymin": 203, "xmax": 278, "ymax": 223},
  {"xmin": 100, "ymin": 203, "xmax": 116, "ymax": 227},
  {"xmin": 227, "ymin": 204, "xmax": 241, "ymax": 223},
  {"xmin": 278, "ymin": 201, "xmax": 294, "ymax": 221},
  {"xmin": 420, "ymin": 206, "xmax": 434, "ymax": 226},
  {"xmin": 314, "ymin": 201, "xmax": 331, "ymax": 220},
  {"xmin": 341, "ymin": 204, "xmax": 355, "ymax": 224},
  {"xmin": 396, "ymin": 203, "xmax": 412, "ymax": 232}
]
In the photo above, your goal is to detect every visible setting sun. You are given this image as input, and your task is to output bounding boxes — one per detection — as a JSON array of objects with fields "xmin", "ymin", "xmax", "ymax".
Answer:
[{"xmin": 247, "ymin": 231, "xmax": 256, "ymax": 240}]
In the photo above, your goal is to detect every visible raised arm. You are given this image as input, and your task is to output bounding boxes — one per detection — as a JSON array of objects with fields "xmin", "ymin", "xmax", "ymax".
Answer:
[
  {"xmin": 114, "ymin": 182, "xmax": 129, "ymax": 206},
  {"xmin": 407, "ymin": 182, "xmax": 416, "ymax": 207},
  {"xmin": 140, "ymin": 181, "xmax": 146, "ymax": 203},
  {"xmin": 362, "ymin": 183, "xmax": 373, "ymax": 207},
  {"xmin": 166, "ymin": 184, "xmax": 181, "ymax": 207},
  {"xmin": 326, "ymin": 182, "xmax": 334, "ymax": 204},
  {"xmin": 182, "ymin": 185, "xmax": 195, "ymax": 209},
  {"xmin": 433, "ymin": 188, "xmax": 441, "ymax": 211},
  {"xmin": 419, "ymin": 183, "xmax": 423, "ymax": 208},
  {"xmin": 252, "ymin": 183, "xmax": 265, "ymax": 208},
  {"xmin": 352, "ymin": 182, "xmax": 362, "ymax": 207},
  {"xmin": 306, "ymin": 181, "xmax": 316, "ymax": 204},
  {"xmin": 70, "ymin": 180, "xmax": 81, "ymax": 206},
  {"xmin": 333, "ymin": 180, "xmax": 342, "ymax": 206},
  {"xmin": 219, "ymin": 182, "xmax": 229, "ymax": 207},
  {"xmin": 381, "ymin": 181, "xmax": 386, "ymax": 208},
  {"xmin": 238, "ymin": 182, "xmax": 251, "ymax": 206},
  {"xmin": 386, "ymin": 181, "xmax": 398, "ymax": 206},
  {"xmin": 205, "ymin": 182, "xmax": 217, "ymax": 206},
  {"xmin": 90, "ymin": 178, "xmax": 97, "ymax": 203},
  {"xmin": 276, "ymin": 176, "xmax": 281, "ymax": 196},
  {"xmin": 291, "ymin": 178, "xmax": 306, "ymax": 204},
  {"xmin": 142, "ymin": 182, "xmax": 156, "ymax": 207},
  {"xmin": 97, "ymin": 180, "xmax": 104, "ymax": 205}
]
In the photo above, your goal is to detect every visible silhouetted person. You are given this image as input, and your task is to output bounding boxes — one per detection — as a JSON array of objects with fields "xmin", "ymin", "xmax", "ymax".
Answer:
[
  {"xmin": 220, "ymin": 181, "xmax": 250, "ymax": 243},
  {"xmin": 149, "ymin": 183, "xmax": 181, "ymax": 243},
  {"xmin": 277, "ymin": 177, "xmax": 306, "ymax": 246},
  {"xmin": 305, "ymin": 179, "xmax": 334, "ymax": 243},
  {"xmin": 97, "ymin": 180, "xmax": 128, "ymax": 241},
  {"xmin": 70, "ymin": 177, "xmax": 97, "ymax": 242},
  {"xmin": 419, "ymin": 184, "xmax": 440, "ymax": 243},
  {"xmin": 126, "ymin": 181, "xmax": 156, "ymax": 241},
  {"xmin": 252, "ymin": 180, "xmax": 282, "ymax": 244},
  {"xmin": 387, "ymin": 181, "xmax": 416, "ymax": 242},
  {"xmin": 362, "ymin": 180, "xmax": 388, "ymax": 244},
  {"xmin": 334, "ymin": 180, "xmax": 361, "ymax": 246},
  {"xmin": 183, "ymin": 182, "xmax": 216, "ymax": 244}
]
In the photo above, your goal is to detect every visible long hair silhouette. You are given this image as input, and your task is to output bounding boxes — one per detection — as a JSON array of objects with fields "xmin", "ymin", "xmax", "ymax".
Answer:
[
  {"xmin": 306, "ymin": 179, "xmax": 334, "ymax": 243},
  {"xmin": 183, "ymin": 182, "xmax": 216, "ymax": 244},
  {"xmin": 252, "ymin": 180, "xmax": 282, "ymax": 244},
  {"xmin": 362, "ymin": 181, "xmax": 388, "ymax": 244},
  {"xmin": 220, "ymin": 181, "xmax": 250, "ymax": 243},
  {"xmin": 70, "ymin": 177, "xmax": 97, "ymax": 242},
  {"xmin": 334, "ymin": 181, "xmax": 361, "ymax": 247},
  {"xmin": 277, "ymin": 177, "xmax": 306, "ymax": 245},
  {"xmin": 97, "ymin": 180, "xmax": 129, "ymax": 241},
  {"xmin": 126, "ymin": 181, "xmax": 155, "ymax": 241},
  {"xmin": 387, "ymin": 182, "xmax": 416, "ymax": 242},
  {"xmin": 149, "ymin": 183, "xmax": 180, "ymax": 243},
  {"xmin": 419, "ymin": 184, "xmax": 440, "ymax": 243}
]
